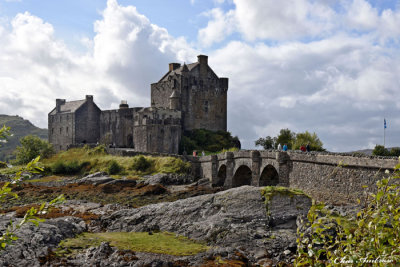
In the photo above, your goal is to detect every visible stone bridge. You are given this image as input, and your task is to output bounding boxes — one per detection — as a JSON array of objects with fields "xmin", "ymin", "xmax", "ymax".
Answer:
[{"xmin": 191, "ymin": 150, "xmax": 399, "ymax": 204}]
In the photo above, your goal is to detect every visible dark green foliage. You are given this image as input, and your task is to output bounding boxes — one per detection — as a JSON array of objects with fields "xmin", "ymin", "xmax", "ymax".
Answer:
[
  {"xmin": 296, "ymin": 164, "xmax": 400, "ymax": 265},
  {"xmin": 0, "ymin": 161, "xmax": 7, "ymax": 169},
  {"xmin": 51, "ymin": 160, "xmax": 87, "ymax": 175},
  {"xmin": 390, "ymin": 147, "xmax": 400, "ymax": 156},
  {"xmin": 131, "ymin": 156, "xmax": 151, "ymax": 172},
  {"xmin": 292, "ymin": 131, "xmax": 325, "ymax": 151},
  {"xmin": 276, "ymin": 128, "xmax": 296, "ymax": 149},
  {"xmin": 14, "ymin": 135, "xmax": 54, "ymax": 164},
  {"xmin": 372, "ymin": 145, "xmax": 390, "ymax": 156},
  {"xmin": 0, "ymin": 115, "xmax": 47, "ymax": 162},
  {"xmin": 180, "ymin": 129, "xmax": 241, "ymax": 154},
  {"xmin": 108, "ymin": 160, "xmax": 122, "ymax": 175},
  {"xmin": 255, "ymin": 136, "xmax": 276, "ymax": 149},
  {"xmin": 255, "ymin": 128, "xmax": 324, "ymax": 151}
]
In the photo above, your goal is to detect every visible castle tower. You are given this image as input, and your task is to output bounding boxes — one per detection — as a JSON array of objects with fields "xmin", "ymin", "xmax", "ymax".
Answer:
[
  {"xmin": 150, "ymin": 55, "xmax": 228, "ymax": 132},
  {"xmin": 169, "ymin": 90, "xmax": 180, "ymax": 110}
]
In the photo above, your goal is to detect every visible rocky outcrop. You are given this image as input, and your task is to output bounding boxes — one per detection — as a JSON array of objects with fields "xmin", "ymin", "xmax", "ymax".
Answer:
[
  {"xmin": 0, "ymin": 216, "xmax": 86, "ymax": 266},
  {"xmin": 143, "ymin": 173, "xmax": 196, "ymax": 186},
  {"xmin": 101, "ymin": 185, "xmax": 312, "ymax": 264}
]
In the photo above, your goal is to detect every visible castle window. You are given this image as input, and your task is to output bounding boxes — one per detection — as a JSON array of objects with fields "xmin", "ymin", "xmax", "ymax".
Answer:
[
  {"xmin": 66, "ymin": 127, "xmax": 69, "ymax": 135},
  {"xmin": 204, "ymin": 101, "xmax": 209, "ymax": 113},
  {"xmin": 52, "ymin": 128, "xmax": 54, "ymax": 134},
  {"xmin": 60, "ymin": 128, "xmax": 62, "ymax": 134},
  {"xmin": 60, "ymin": 116, "xmax": 62, "ymax": 122}
]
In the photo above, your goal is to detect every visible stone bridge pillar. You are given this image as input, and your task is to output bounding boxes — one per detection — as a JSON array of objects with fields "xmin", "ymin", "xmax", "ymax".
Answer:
[
  {"xmin": 224, "ymin": 152, "xmax": 234, "ymax": 188},
  {"xmin": 210, "ymin": 155, "xmax": 218, "ymax": 185},
  {"xmin": 276, "ymin": 151, "xmax": 290, "ymax": 186},
  {"xmin": 251, "ymin": 150, "xmax": 261, "ymax": 186}
]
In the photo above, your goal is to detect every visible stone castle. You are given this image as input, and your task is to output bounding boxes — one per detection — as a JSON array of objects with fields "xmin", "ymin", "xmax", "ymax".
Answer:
[{"xmin": 48, "ymin": 55, "xmax": 228, "ymax": 153}]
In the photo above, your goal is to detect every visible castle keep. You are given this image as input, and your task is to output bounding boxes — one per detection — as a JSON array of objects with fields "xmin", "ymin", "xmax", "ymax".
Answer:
[{"xmin": 48, "ymin": 55, "xmax": 229, "ymax": 153}]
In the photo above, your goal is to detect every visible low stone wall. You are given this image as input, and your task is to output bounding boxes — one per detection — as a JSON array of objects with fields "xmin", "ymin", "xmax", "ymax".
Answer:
[{"xmin": 286, "ymin": 151, "xmax": 398, "ymax": 204}]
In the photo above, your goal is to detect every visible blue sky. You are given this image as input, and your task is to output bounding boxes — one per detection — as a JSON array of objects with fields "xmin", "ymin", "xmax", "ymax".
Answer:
[{"xmin": 0, "ymin": 0, "xmax": 400, "ymax": 152}]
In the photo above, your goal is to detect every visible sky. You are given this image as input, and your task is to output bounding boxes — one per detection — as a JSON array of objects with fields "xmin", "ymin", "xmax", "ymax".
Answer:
[{"xmin": 0, "ymin": 0, "xmax": 400, "ymax": 152}]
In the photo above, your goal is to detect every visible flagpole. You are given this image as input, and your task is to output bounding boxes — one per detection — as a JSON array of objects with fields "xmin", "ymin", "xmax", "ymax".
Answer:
[{"xmin": 384, "ymin": 118, "xmax": 386, "ymax": 147}]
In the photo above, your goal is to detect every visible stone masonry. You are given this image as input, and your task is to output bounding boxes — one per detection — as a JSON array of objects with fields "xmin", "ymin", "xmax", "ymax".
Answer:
[
  {"xmin": 48, "ymin": 55, "xmax": 228, "ymax": 153},
  {"xmin": 193, "ymin": 150, "xmax": 399, "ymax": 204}
]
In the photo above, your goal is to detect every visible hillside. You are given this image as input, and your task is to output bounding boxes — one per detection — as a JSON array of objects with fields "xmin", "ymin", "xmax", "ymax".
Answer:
[{"xmin": 0, "ymin": 114, "xmax": 48, "ymax": 162}]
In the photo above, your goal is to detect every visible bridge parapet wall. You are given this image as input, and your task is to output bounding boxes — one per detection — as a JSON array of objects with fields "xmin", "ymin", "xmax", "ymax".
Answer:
[{"xmin": 194, "ymin": 150, "xmax": 399, "ymax": 204}]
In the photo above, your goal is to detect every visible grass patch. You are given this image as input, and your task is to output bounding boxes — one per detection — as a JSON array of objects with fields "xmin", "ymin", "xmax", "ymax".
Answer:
[
  {"xmin": 57, "ymin": 232, "xmax": 208, "ymax": 257},
  {"xmin": 40, "ymin": 147, "xmax": 191, "ymax": 177}
]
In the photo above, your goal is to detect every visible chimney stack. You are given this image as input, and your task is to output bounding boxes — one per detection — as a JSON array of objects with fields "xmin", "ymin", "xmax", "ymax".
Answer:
[
  {"xmin": 169, "ymin": 63, "xmax": 181, "ymax": 72},
  {"xmin": 56, "ymin": 99, "xmax": 66, "ymax": 113},
  {"xmin": 86, "ymin": 95, "xmax": 93, "ymax": 102},
  {"xmin": 197, "ymin": 55, "xmax": 208, "ymax": 78}
]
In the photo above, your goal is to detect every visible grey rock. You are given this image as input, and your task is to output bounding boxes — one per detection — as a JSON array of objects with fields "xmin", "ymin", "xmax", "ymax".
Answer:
[
  {"xmin": 143, "ymin": 173, "xmax": 195, "ymax": 186},
  {"xmin": 103, "ymin": 179, "xmax": 137, "ymax": 187},
  {"xmin": 0, "ymin": 216, "xmax": 86, "ymax": 266},
  {"xmin": 77, "ymin": 172, "xmax": 115, "ymax": 185}
]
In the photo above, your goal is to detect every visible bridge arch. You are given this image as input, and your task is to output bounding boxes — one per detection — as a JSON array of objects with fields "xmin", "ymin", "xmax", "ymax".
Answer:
[
  {"xmin": 232, "ymin": 165, "xmax": 252, "ymax": 187},
  {"xmin": 213, "ymin": 164, "xmax": 226, "ymax": 187},
  {"xmin": 259, "ymin": 164, "xmax": 279, "ymax": 186}
]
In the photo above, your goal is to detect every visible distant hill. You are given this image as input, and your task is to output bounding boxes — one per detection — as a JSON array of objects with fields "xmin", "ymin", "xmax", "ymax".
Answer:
[{"xmin": 0, "ymin": 115, "xmax": 48, "ymax": 162}]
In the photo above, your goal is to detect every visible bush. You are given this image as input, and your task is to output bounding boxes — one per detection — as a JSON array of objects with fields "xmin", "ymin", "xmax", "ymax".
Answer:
[
  {"xmin": 51, "ymin": 160, "xmax": 86, "ymax": 175},
  {"xmin": 180, "ymin": 129, "xmax": 241, "ymax": 154},
  {"xmin": 14, "ymin": 135, "xmax": 54, "ymax": 164},
  {"xmin": 51, "ymin": 161, "xmax": 66, "ymax": 174},
  {"xmin": 296, "ymin": 164, "xmax": 400, "ymax": 265},
  {"xmin": 131, "ymin": 156, "xmax": 151, "ymax": 172},
  {"xmin": 0, "ymin": 161, "xmax": 7, "ymax": 169},
  {"xmin": 108, "ymin": 160, "xmax": 122, "ymax": 175}
]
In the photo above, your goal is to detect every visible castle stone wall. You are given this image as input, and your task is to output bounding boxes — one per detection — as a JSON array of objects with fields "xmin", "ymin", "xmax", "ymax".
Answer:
[
  {"xmin": 100, "ymin": 108, "xmax": 137, "ymax": 148},
  {"xmin": 74, "ymin": 99, "xmax": 101, "ymax": 144},
  {"xmin": 48, "ymin": 113, "xmax": 74, "ymax": 151}
]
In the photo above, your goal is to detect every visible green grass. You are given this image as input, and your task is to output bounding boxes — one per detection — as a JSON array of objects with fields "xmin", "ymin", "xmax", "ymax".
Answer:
[
  {"xmin": 57, "ymin": 232, "xmax": 209, "ymax": 256},
  {"xmin": 39, "ymin": 147, "xmax": 191, "ymax": 177}
]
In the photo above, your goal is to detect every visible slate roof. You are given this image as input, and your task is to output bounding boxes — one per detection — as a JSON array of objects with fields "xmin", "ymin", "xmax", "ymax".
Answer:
[{"xmin": 49, "ymin": 99, "xmax": 86, "ymax": 115}]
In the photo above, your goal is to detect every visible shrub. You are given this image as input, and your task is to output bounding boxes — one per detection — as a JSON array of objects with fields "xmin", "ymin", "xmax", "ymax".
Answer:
[
  {"xmin": 51, "ymin": 160, "xmax": 86, "ymax": 175},
  {"xmin": 296, "ymin": 164, "xmax": 400, "ymax": 265},
  {"xmin": 180, "ymin": 129, "xmax": 241, "ymax": 154},
  {"xmin": 108, "ymin": 160, "xmax": 122, "ymax": 175},
  {"xmin": 64, "ymin": 161, "xmax": 81, "ymax": 174},
  {"xmin": 51, "ymin": 161, "xmax": 66, "ymax": 174},
  {"xmin": 131, "ymin": 156, "xmax": 152, "ymax": 172},
  {"xmin": 14, "ymin": 135, "xmax": 54, "ymax": 164},
  {"xmin": 0, "ymin": 161, "xmax": 7, "ymax": 169}
]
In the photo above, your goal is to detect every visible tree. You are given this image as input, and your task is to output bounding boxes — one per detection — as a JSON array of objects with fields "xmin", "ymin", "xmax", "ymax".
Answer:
[
  {"xmin": 292, "ymin": 131, "xmax": 325, "ymax": 151},
  {"xmin": 390, "ymin": 147, "xmax": 400, "ymax": 157},
  {"xmin": 372, "ymin": 145, "xmax": 390, "ymax": 156},
  {"xmin": 0, "ymin": 125, "xmax": 64, "ymax": 250},
  {"xmin": 255, "ymin": 136, "xmax": 276, "ymax": 149},
  {"xmin": 14, "ymin": 135, "xmax": 54, "ymax": 164},
  {"xmin": 276, "ymin": 129, "xmax": 296, "ymax": 149}
]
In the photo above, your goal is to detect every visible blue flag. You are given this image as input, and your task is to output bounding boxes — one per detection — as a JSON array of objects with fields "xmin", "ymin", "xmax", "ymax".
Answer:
[{"xmin": 384, "ymin": 119, "xmax": 387, "ymax": 129}]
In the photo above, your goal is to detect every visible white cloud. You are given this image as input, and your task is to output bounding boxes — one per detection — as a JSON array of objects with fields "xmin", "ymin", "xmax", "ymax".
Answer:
[
  {"xmin": 198, "ymin": 8, "xmax": 235, "ymax": 47},
  {"xmin": 1, "ymin": 0, "xmax": 400, "ymax": 152},
  {"xmin": 345, "ymin": 0, "xmax": 379, "ymax": 30},
  {"xmin": 232, "ymin": 0, "xmax": 336, "ymax": 41},
  {"xmin": 0, "ymin": 0, "xmax": 197, "ymax": 128}
]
